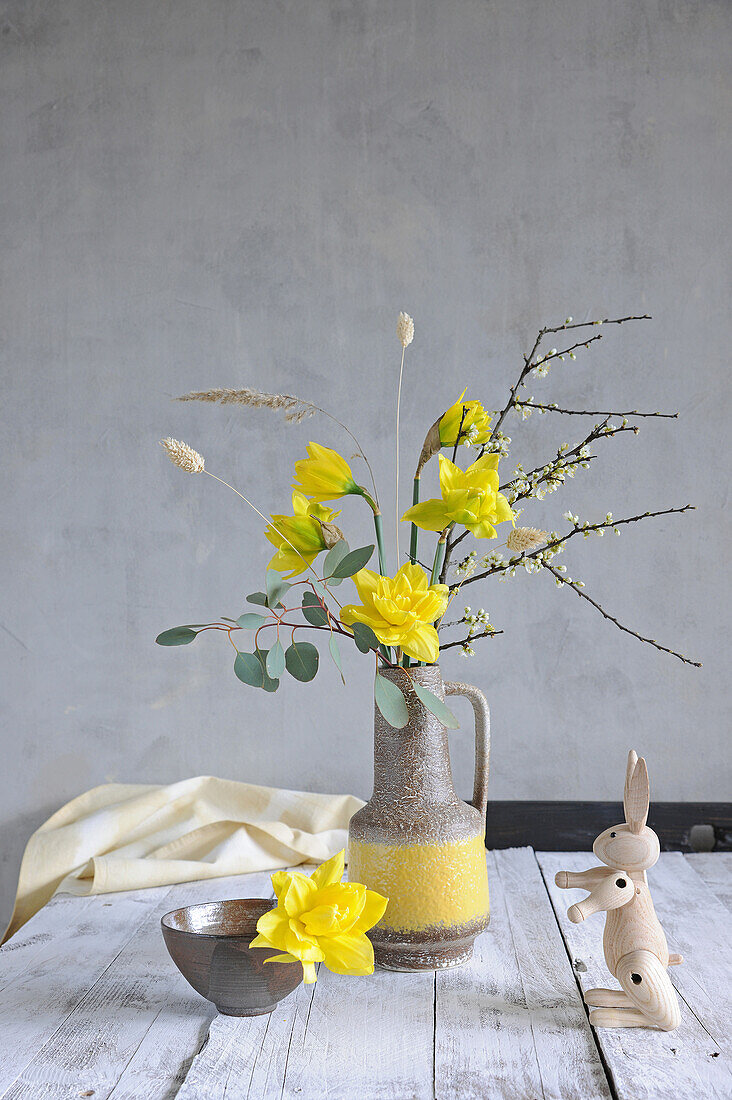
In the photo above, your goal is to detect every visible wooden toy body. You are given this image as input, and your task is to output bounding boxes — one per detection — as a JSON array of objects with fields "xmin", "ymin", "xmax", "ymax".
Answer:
[{"xmin": 603, "ymin": 870, "xmax": 670, "ymax": 976}]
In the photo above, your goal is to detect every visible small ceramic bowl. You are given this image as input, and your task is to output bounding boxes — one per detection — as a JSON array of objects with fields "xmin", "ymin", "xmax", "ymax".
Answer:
[{"xmin": 161, "ymin": 898, "xmax": 303, "ymax": 1016}]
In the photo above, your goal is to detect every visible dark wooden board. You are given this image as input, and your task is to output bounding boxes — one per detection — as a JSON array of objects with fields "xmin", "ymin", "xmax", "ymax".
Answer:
[{"xmin": 485, "ymin": 802, "xmax": 732, "ymax": 852}]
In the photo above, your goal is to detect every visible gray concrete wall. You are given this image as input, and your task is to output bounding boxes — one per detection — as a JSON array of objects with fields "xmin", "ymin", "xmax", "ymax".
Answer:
[{"xmin": 1, "ymin": 0, "xmax": 729, "ymax": 925}]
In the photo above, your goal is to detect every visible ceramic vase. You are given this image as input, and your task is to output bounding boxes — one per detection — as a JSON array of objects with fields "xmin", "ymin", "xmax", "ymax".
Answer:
[{"xmin": 348, "ymin": 664, "xmax": 490, "ymax": 970}]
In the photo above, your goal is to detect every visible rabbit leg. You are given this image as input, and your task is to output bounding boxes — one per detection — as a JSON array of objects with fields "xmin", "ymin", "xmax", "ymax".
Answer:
[
  {"xmin": 589, "ymin": 1007, "xmax": 659, "ymax": 1028},
  {"xmin": 584, "ymin": 988, "xmax": 633, "ymax": 1007},
  {"xmin": 615, "ymin": 949, "xmax": 681, "ymax": 1031},
  {"xmin": 668, "ymin": 953, "xmax": 683, "ymax": 966}
]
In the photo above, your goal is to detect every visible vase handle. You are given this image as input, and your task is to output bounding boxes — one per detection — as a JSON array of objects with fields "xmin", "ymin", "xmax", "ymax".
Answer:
[{"xmin": 443, "ymin": 681, "xmax": 490, "ymax": 819}]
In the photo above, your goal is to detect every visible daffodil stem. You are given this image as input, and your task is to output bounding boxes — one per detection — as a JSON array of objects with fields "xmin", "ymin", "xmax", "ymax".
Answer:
[
  {"xmin": 370, "ymin": 509, "xmax": 387, "ymax": 577},
  {"xmin": 430, "ymin": 530, "xmax": 449, "ymax": 585},
  {"xmin": 409, "ymin": 477, "xmax": 420, "ymax": 566}
]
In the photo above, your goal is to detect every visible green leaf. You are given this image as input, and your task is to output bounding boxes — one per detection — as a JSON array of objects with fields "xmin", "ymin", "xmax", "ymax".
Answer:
[
  {"xmin": 411, "ymin": 683, "xmax": 460, "ymax": 729},
  {"xmin": 246, "ymin": 592, "xmax": 268, "ymax": 606},
  {"xmin": 374, "ymin": 673, "xmax": 409, "ymax": 729},
  {"xmin": 234, "ymin": 651, "xmax": 264, "ymax": 687},
  {"xmin": 302, "ymin": 591, "xmax": 329, "ymax": 627},
  {"xmin": 322, "ymin": 540, "xmax": 350, "ymax": 585},
  {"xmin": 331, "ymin": 544, "xmax": 375, "ymax": 579},
  {"xmin": 266, "ymin": 639, "xmax": 286, "ymax": 678},
  {"xmin": 265, "ymin": 571, "xmax": 290, "ymax": 609},
  {"xmin": 328, "ymin": 635, "xmax": 345, "ymax": 684},
  {"xmin": 156, "ymin": 627, "xmax": 198, "ymax": 646},
  {"xmin": 236, "ymin": 613, "xmax": 268, "ymax": 630},
  {"xmin": 255, "ymin": 649, "xmax": 280, "ymax": 692},
  {"xmin": 285, "ymin": 641, "xmax": 319, "ymax": 682},
  {"xmin": 351, "ymin": 622, "xmax": 380, "ymax": 654}
]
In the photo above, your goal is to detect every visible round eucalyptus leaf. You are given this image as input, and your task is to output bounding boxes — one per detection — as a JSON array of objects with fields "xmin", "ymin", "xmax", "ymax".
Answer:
[
  {"xmin": 328, "ymin": 635, "xmax": 345, "ymax": 684},
  {"xmin": 351, "ymin": 622, "xmax": 380, "ymax": 654},
  {"xmin": 156, "ymin": 627, "xmax": 198, "ymax": 646},
  {"xmin": 374, "ymin": 673, "xmax": 409, "ymax": 729},
  {"xmin": 266, "ymin": 639, "xmax": 286, "ymax": 678},
  {"xmin": 234, "ymin": 651, "xmax": 264, "ymax": 688},
  {"xmin": 331, "ymin": 544, "xmax": 375, "ymax": 579},
  {"xmin": 254, "ymin": 648, "xmax": 280, "ymax": 692},
  {"xmin": 266, "ymin": 570, "xmax": 290, "ymax": 609},
  {"xmin": 302, "ymin": 604, "xmax": 329, "ymax": 627},
  {"xmin": 285, "ymin": 641, "xmax": 319, "ymax": 682},
  {"xmin": 236, "ymin": 613, "xmax": 269, "ymax": 630},
  {"xmin": 246, "ymin": 591, "xmax": 268, "ymax": 606},
  {"xmin": 411, "ymin": 682, "xmax": 460, "ymax": 729}
]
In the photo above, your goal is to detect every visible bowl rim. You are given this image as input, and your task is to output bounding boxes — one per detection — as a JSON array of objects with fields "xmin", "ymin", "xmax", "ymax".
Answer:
[{"xmin": 160, "ymin": 896, "xmax": 274, "ymax": 938}]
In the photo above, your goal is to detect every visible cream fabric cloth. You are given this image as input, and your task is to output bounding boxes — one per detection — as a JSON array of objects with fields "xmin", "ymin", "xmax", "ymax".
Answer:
[{"xmin": 3, "ymin": 776, "xmax": 364, "ymax": 943}]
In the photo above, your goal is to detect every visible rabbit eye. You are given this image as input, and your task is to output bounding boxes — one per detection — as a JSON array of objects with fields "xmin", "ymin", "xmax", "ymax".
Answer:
[{"xmin": 610, "ymin": 832, "xmax": 616, "ymax": 838}]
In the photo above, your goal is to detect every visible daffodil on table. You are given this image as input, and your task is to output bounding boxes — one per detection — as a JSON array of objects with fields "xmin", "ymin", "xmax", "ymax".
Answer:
[{"xmin": 249, "ymin": 850, "xmax": 388, "ymax": 984}]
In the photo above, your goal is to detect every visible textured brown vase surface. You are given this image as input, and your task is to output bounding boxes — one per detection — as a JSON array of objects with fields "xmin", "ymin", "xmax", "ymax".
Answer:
[
  {"xmin": 348, "ymin": 664, "xmax": 490, "ymax": 971},
  {"xmin": 161, "ymin": 898, "xmax": 303, "ymax": 1016}
]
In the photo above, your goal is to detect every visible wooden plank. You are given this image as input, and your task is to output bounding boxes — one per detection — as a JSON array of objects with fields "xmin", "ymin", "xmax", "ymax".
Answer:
[
  {"xmin": 0, "ymin": 886, "xmax": 174, "ymax": 1096},
  {"xmin": 687, "ymin": 854, "xmax": 732, "ymax": 910},
  {"xmin": 538, "ymin": 852, "xmax": 732, "ymax": 1100},
  {"xmin": 0, "ymin": 872, "xmax": 273, "ymax": 1100},
  {"xmin": 280, "ymin": 964, "xmax": 435, "ymax": 1099},
  {"xmin": 174, "ymin": 981, "xmax": 316, "ymax": 1100},
  {"xmin": 648, "ymin": 853, "xmax": 732, "ymax": 1055},
  {"xmin": 434, "ymin": 848, "xmax": 611, "ymax": 1099}
]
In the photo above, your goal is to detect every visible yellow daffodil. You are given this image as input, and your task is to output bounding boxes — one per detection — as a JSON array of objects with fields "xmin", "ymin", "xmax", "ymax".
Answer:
[
  {"xmin": 249, "ymin": 850, "xmax": 388, "ymax": 983},
  {"xmin": 265, "ymin": 492, "xmax": 343, "ymax": 578},
  {"xmin": 439, "ymin": 391, "xmax": 492, "ymax": 447},
  {"xmin": 402, "ymin": 453, "xmax": 514, "ymax": 539},
  {"xmin": 292, "ymin": 442, "xmax": 362, "ymax": 503},
  {"xmin": 340, "ymin": 562, "xmax": 449, "ymax": 663}
]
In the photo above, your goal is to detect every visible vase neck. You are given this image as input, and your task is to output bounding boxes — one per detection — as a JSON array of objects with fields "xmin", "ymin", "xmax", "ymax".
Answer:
[{"xmin": 372, "ymin": 666, "xmax": 458, "ymax": 806}]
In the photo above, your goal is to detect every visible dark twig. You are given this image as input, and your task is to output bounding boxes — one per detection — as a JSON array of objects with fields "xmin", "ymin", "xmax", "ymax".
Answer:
[
  {"xmin": 489, "ymin": 314, "xmax": 651, "ymax": 444},
  {"xmin": 543, "ymin": 565, "xmax": 701, "ymax": 667},
  {"xmin": 499, "ymin": 418, "xmax": 638, "ymax": 505},
  {"xmin": 440, "ymin": 629, "xmax": 504, "ymax": 652},
  {"xmin": 458, "ymin": 504, "xmax": 695, "ymax": 588},
  {"xmin": 514, "ymin": 403, "xmax": 677, "ymax": 419},
  {"xmin": 541, "ymin": 314, "xmax": 651, "ymax": 335}
]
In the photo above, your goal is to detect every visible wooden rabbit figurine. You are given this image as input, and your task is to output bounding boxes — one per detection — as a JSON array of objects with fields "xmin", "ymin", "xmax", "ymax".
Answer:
[{"xmin": 555, "ymin": 750, "xmax": 682, "ymax": 1031}]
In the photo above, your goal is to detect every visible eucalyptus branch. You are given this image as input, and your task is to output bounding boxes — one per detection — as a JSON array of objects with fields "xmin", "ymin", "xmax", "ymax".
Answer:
[
  {"xmin": 514, "ymin": 402, "xmax": 677, "ymax": 419},
  {"xmin": 543, "ymin": 565, "xmax": 701, "ymax": 667},
  {"xmin": 439, "ymin": 629, "xmax": 504, "ymax": 652},
  {"xmin": 457, "ymin": 504, "xmax": 695, "ymax": 588}
]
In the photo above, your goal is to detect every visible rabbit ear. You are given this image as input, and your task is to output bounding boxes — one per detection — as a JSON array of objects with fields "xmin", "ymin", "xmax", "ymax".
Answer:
[
  {"xmin": 624, "ymin": 755, "xmax": 649, "ymax": 834},
  {"xmin": 625, "ymin": 749, "xmax": 638, "ymax": 796}
]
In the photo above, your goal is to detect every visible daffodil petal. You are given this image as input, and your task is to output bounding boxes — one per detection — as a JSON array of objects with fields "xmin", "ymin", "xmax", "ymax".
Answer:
[
  {"xmin": 320, "ymin": 931, "xmax": 375, "ymax": 976},
  {"xmin": 309, "ymin": 849, "xmax": 345, "ymax": 889},
  {"xmin": 302, "ymin": 962, "xmax": 318, "ymax": 984},
  {"xmin": 403, "ymin": 622, "xmax": 440, "ymax": 664},
  {"xmin": 271, "ymin": 870, "xmax": 291, "ymax": 898},
  {"xmin": 262, "ymin": 952, "xmax": 300, "ymax": 964},
  {"xmin": 283, "ymin": 873, "xmax": 319, "ymax": 918},
  {"xmin": 252, "ymin": 908, "xmax": 290, "ymax": 951},
  {"xmin": 401, "ymin": 498, "xmax": 450, "ymax": 532},
  {"xmin": 352, "ymin": 889, "xmax": 389, "ymax": 933}
]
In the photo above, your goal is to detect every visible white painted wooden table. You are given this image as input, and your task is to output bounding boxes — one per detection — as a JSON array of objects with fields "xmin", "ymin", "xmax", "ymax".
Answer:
[{"xmin": 1, "ymin": 849, "xmax": 730, "ymax": 1099}]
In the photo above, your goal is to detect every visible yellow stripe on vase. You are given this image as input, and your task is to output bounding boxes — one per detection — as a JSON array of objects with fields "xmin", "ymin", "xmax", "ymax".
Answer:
[{"xmin": 348, "ymin": 835, "xmax": 489, "ymax": 932}]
